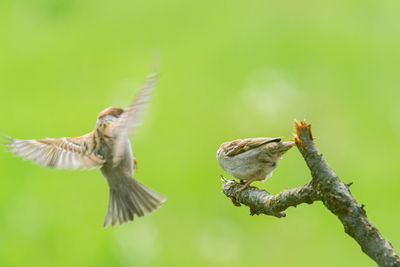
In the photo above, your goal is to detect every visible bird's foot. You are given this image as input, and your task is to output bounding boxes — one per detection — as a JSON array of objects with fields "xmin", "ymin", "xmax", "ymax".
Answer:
[
  {"xmin": 220, "ymin": 175, "xmax": 241, "ymax": 186},
  {"xmin": 237, "ymin": 185, "xmax": 248, "ymax": 193},
  {"xmin": 220, "ymin": 174, "xmax": 228, "ymax": 182},
  {"xmin": 236, "ymin": 178, "xmax": 258, "ymax": 193},
  {"xmin": 133, "ymin": 157, "xmax": 138, "ymax": 171}
]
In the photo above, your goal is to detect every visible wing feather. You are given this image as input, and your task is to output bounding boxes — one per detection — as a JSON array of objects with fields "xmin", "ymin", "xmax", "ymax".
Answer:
[
  {"xmin": 2, "ymin": 134, "xmax": 105, "ymax": 170},
  {"xmin": 111, "ymin": 73, "xmax": 156, "ymax": 163},
  {"xmin": 223, "ymin": 137, "xmax": 282, "ymax": 157}
]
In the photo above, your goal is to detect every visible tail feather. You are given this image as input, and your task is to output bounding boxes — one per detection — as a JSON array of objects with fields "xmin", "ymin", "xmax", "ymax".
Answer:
[
  {"xmin": 104, "ymin": 178, "xmax": 166, "ymax": 227},
  {"xmin": 135, "ymin": 183, "xmax": 162, "ymax": 211},
  {"xmin": 133, "ymin": 189, "xmax": 151, "ymax": 214},
  {"xmin": 128, "ymin": 187, "xmax": 145, "ymax": 217},
  {"xmin": 115, "ymin": 194, "xmax": 130, "ymax": 223}
]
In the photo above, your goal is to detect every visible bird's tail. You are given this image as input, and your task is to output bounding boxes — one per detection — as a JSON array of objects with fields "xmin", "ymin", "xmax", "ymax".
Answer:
[{"xmin": 103, "ymin": 178, "xmax": 166, "ymax": 227}]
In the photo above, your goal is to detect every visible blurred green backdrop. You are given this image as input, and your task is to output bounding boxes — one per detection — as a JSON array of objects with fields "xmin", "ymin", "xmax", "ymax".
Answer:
[{"xmin": 1, "ymin": 0, "xmax": 399, "ymax": 266}]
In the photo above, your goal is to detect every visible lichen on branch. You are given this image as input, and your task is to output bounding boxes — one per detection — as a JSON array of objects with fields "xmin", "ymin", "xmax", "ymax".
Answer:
[{"xmin": 222, "ymin": 179, "xmax": 320, "ymax": 217}]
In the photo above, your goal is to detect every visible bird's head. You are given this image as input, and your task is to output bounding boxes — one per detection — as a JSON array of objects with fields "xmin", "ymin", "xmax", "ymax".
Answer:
[
  {"xmin": 97, "ymin": 107, "xmax": 124, "ymax": 124},
  {"xmin": 266, "ymin": 141, "xmax": 295, "ymax": 161}
]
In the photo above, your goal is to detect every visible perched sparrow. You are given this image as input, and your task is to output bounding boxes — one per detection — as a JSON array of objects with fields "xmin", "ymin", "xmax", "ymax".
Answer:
[
  {"xmin": 1, "ymin": 73, "xmax": 166, "ymax": 227},
  {"xmin": 217, "ymin": 137, "xmax": 294, "ymax": 191}
]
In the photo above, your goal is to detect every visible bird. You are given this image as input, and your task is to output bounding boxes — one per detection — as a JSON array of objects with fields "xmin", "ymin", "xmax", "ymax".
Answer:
[
  {"xmin": 1, "ymin": 73, "xmax": 166, "ymax": 227},
  {"xmin": 217, "ymin": 137, "xmax": 294, "ymax": 192}
]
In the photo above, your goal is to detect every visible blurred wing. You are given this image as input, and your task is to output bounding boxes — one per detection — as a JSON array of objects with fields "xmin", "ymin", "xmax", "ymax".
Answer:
[
  {"xmin": 2, "ymin": 133, "xmax": 105, "ymax": 170},
  {"xmin": 111, "ymin": 73, "xmax": 156, "ymax": 163},
  {"xmin": 224, "ymin": 137, "xmax": 281, "ymax": 157}
]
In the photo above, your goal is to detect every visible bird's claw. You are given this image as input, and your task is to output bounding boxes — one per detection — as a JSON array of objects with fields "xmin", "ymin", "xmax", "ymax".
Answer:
[
  {"xmin": 220, "ymin": 174, "xmax": 227, "ymax": 182},
  {"xmin": 236, "ymin": 178, "xmax": 258, "ymax": 193},
  {"xmin": 133, "ymin": 157, "xmax": 138, "ymax": 171}
]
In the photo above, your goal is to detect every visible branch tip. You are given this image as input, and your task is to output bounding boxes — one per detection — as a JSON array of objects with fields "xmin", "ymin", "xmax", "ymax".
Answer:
[{"xmin": 293, "ymin": 120, "xmax": 313, "ymax": 141}]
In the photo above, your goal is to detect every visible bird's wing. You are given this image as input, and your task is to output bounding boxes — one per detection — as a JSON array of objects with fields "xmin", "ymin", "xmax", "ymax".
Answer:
[
  {"xmin": 224, "ymin": 137, "xmax": 282, "ymax": 157},
  {"xmin": 1, "ymin": 132, "xmax": 105, "ymax": 170},
  {"xmin": 110, "ymin": 73, "xmax": 156, "ymax": 163}
]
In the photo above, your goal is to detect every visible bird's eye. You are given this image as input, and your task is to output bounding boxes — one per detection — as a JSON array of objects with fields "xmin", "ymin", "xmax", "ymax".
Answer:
[
  {"xmin": 103, "ymin": 115, "xmax": 117, "ymax": 122},
  {"xmin": 270, "ymin": 162, "xmax": 277, "ymax": 168}
]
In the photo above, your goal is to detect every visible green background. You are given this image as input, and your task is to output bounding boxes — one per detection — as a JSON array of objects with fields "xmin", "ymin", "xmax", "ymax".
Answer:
[{"xmin": 0, "ymin": 0, "xmax": 399, "ymax": 266}]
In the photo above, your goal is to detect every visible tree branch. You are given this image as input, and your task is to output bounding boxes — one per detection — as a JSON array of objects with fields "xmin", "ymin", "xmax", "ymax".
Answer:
[
  {"xmin": 221, "ymin": 120, "xmax": 400, "ymax": 267},
  {"xmin": 294, "ymin": 121, "xmax": 400, "ymax": 266},
  {"xmin": 222, "ymin": 179, "xmax": 321, "ymax": 217}
]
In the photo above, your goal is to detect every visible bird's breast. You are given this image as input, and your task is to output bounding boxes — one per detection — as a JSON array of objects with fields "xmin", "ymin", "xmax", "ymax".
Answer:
[{"xmin": 101, "ymin": 138, "xmax": 134, "ymax": 178}]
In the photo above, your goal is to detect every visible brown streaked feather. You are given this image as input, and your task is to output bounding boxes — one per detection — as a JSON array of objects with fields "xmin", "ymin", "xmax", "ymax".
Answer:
[
  {"xmin": 110, "ymin": 73, "xmax": 156, "ymax": 164},
  {"xmin": 223, "ymin": 137, "xmax": 282, "ymax": 157},
  {"xmin": 3, "ymin": 133, "xmax": 105, "ymax": 170}
]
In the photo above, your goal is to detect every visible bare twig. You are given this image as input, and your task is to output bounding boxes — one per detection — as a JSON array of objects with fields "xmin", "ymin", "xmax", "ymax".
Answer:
[{"xmin": 222, "ymin": 180, "xmax": 321, "ymax": 217}]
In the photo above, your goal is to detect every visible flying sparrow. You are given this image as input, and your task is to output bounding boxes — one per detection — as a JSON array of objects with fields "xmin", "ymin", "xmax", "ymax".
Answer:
[
  {"xmin": 217, "ymin": 137, "xmax": 294, "ymax": 191},
  {"xmin": 1, "ymin": 73, "xmax": 166, "ymax": 227}
]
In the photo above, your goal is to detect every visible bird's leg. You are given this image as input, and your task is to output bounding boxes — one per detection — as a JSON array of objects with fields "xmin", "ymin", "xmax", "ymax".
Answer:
[
  {"xmin": 133, "ymin": 157, "xmax": 138, "ymax": 171},
  {"xmin": 237, "ymin": 178, "xmax": 258, "ymax": 193}
]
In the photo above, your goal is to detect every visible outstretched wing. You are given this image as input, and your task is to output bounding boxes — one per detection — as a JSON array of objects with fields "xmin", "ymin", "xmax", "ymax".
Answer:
[
  {"xmin": 223, "ymin": 137, "xmax": 282, "ymax": 157},
  {"xmin": 2, "ymin": 132, "xmax": 105, "ymax": 170},
  {"xmin": 111, "ymin": 73, "xmax": 156, "ymax": 163}
]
